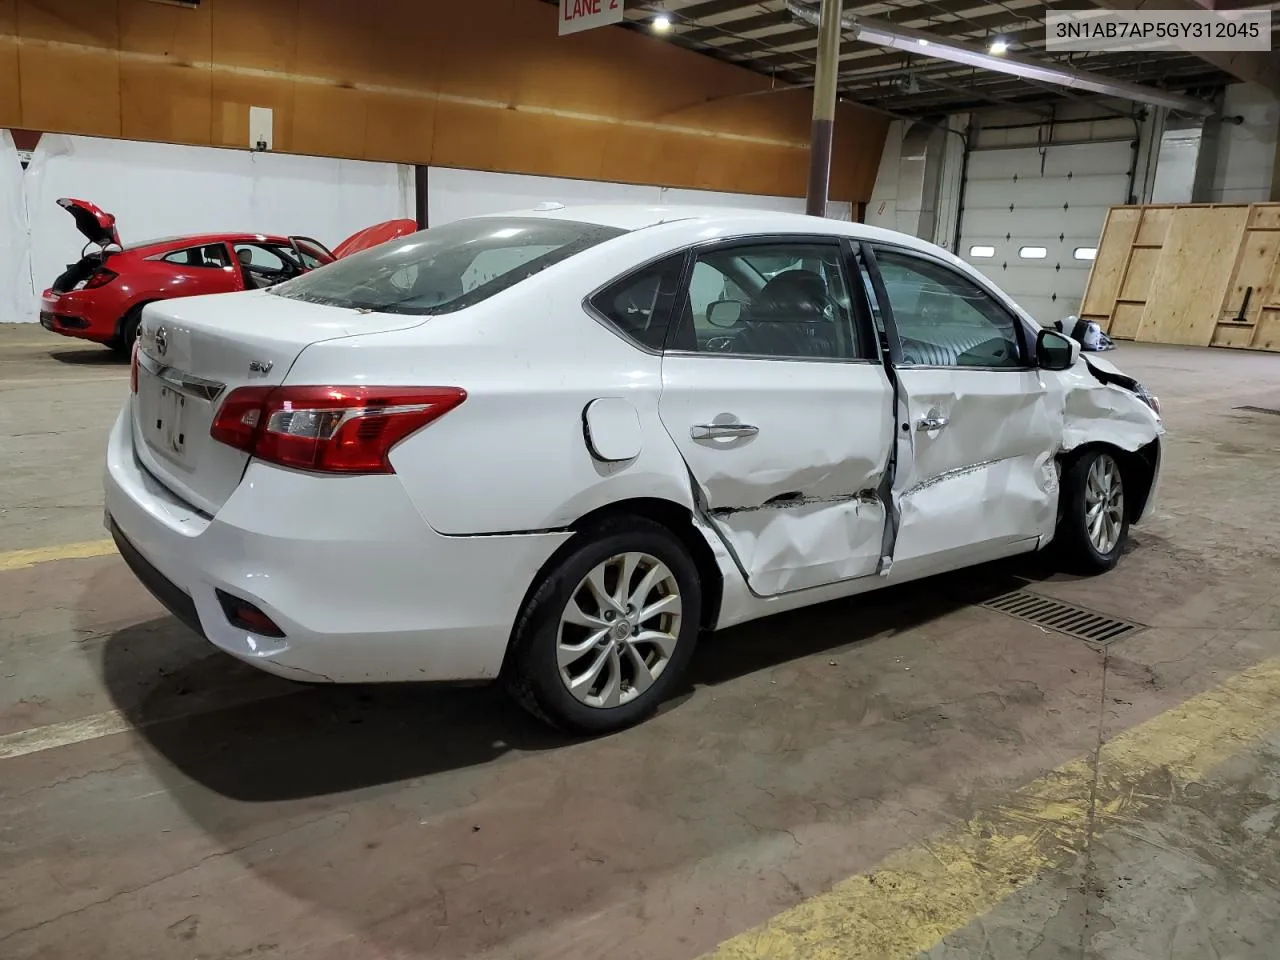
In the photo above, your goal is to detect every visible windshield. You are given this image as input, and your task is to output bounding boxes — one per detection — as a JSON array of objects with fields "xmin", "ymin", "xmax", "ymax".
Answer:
[{"xmin": 270, "ymin": 217, "xmax": 626, "ymax": 315}]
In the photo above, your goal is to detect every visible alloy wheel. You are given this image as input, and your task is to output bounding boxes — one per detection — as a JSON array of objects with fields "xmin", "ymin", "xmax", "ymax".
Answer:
[
  {"xmin": 1084, "ymin": 454, "xmax": 1125, "ymax": 555},
  {"xmin": 556, "ymin": 552, "xmax": 682, "ymax": 709}
]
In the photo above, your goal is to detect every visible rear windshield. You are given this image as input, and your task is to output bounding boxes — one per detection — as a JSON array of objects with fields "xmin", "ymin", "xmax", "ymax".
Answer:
[{"xmin": 270, "ymin": 217, "xmax": 626, "ymax": 315}]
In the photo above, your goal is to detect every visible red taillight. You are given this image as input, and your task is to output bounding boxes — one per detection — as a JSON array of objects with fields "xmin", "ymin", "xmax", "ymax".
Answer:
[
  {"xmin": 210, "ymin": 385, "xmax": 466, "ymax": 474},
  {"xmin": 84, "ymin": 268, "xmax": 118, "ymax": 289},
  {"xmin": 130, "ymin": 339, "xmax": 139, "ymax": 394}
]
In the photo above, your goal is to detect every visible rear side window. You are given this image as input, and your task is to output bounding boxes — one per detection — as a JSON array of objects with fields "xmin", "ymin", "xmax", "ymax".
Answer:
[
  {"xmin": 162, "ymin": 243, "xmax": 231, "ymax": 268},
  {"xmin": 273, "ymin": 218, "xmax": 626, "ymax": 315},
  {"xmin": 588, "ymin": 253, "xmax": 686, "ymax": 351}
]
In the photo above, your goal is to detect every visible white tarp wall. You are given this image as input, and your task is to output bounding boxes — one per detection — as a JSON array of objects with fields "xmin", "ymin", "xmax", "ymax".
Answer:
[
  {"xmin": 8, "ymin": 134, "xmax": 414, "ymax": 323},
  {"xmin": 0, "ymin": 131, "xmax": 29, "ymax": 323},
  {"xmin": 426, "ymin": 167, "xmax": 853, "ymax": 225}
]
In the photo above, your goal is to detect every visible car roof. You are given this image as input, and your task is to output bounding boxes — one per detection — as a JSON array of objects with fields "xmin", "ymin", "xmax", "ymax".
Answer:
[
  {"xmin": 468, "ymin": 203, "xmax": 949, "ymax": 259},
  {"xmin": 125, "ymin": 232, "xmax": 295, "ymax": 252}
]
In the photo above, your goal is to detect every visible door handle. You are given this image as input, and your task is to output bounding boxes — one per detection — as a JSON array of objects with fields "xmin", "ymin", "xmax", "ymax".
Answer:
[
  {"xmin": 916, "ymin": 416, "xmax": 950, "ymax": 432},
  {"xmin": 691, "ymin": 422, "xmax": 759, "ymax": 440}
]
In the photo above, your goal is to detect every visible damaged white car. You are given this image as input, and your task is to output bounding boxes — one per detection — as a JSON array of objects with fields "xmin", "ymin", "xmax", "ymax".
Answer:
[{"xmin": 104, "ymin": 206, "xmax": 1164, "ymax": 733}]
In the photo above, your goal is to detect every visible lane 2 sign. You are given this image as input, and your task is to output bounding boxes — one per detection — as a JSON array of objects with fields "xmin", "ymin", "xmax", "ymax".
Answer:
[{"xmin": 559, "ymin": 0, "xmax": 623, "ymax": 36}]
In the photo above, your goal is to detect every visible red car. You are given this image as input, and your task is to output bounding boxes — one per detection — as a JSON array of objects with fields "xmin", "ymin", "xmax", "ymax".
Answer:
[{"xmin": 40, "ymin": 199, "xmax": 416, "ymax": 354}]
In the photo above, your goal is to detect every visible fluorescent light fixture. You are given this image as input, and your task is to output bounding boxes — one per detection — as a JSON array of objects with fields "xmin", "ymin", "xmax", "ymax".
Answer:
[
  {"xmin": 1074, "ymin": 247, "xmax": 1098, "ymax": 261},
  {"xmin": 1019, "ymin": 246, "xmax": 1048, "ymax": 259},
  {"xmin": 784, "ymin": 1, "xmax": 1213, "ymax": 116},
  {"xmin": 652, "ymin": 14, "xmax": 672, "ymax": 32},
  {"xmin": 918, "ymin": 38, "xmax": 930, "ymax": 46},
  {"xmin": 968, "ymin": 245, "xmax": 996, "ymax": 258},
  {"xmin": 988, "ymin": 38, "xmax": 1009, "ymax": 55}
]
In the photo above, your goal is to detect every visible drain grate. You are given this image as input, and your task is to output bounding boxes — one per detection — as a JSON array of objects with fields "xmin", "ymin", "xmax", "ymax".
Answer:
[
  {"xmin": 982, "ymin": 590, "xmax": 1143, "ymax": 646},
  {"xmin": 1234, "ymin": 405, "xmax": 1280, "ymax": 417}
]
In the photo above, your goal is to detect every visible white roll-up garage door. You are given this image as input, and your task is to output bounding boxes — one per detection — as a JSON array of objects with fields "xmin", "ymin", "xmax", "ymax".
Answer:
[{"xmin": 957, "ymin": 140, "xmax": 1133, "ymax": 325}]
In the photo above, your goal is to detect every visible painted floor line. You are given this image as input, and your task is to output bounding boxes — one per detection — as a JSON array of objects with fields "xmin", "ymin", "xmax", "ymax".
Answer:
[
  {"xmin": 0, "ymin": 539, "xmax": 117, "ymax": 572},
  {"xmin": 0, "ymin": 685, "xmax": 303, "ymax": 761},
  {"xmin": 701, "ymin": 657, "xmax": 1280, "ymax": 959}
]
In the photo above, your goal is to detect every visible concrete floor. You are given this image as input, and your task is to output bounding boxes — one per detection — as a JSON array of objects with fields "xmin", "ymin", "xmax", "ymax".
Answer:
[{"xmin": 2, "ymin": 322, "xmax": 1280, "ymax": 960}]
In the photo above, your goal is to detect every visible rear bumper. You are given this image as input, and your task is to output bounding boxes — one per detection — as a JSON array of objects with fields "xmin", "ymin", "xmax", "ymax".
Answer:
[
  {"xmin": 40, "ymin": 289, "xmax": 118, "ymax": 343},
  {"xmin": 104, "ymin": 403, "xmax": 572, "ymax": 683}
]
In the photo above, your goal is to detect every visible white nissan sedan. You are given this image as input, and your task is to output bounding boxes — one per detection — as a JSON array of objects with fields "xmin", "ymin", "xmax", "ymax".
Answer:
[{"xmin": 105, "ymin": 206, "xmax": 1164, "ymax": 733}]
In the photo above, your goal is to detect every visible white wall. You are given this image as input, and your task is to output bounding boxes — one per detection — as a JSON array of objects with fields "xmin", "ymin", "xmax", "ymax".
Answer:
[
  {"xmin": 1205, "ymin": 82, "xmax": 1279, "ymax": 203},
  {"xmin": 425, "ymin": 167, "xmax": 853, "ymax": 225},
  {"xmin": 15, "ymin": 134, "xmax": 414, "ymax": 321},
  {"xmin": 0, "ymin": 131, "xmax": 27, "ymax": 325},
  {"xmin": 865, "ymin": 120, "xmax": 903, "ymax": 233}
]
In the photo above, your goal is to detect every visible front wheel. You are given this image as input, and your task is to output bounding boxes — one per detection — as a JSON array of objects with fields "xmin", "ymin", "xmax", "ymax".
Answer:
[
  {"xmin": 1054, "ymin": 448, "xmax": 1129, "ymax": 574},
  {"xmin": 506, "ymin": 518, "xmax": 702, "ymax": 734}
]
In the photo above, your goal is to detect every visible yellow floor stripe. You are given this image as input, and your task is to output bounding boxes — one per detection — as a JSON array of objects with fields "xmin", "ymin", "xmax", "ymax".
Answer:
[
  {"xmin": 703, "ymin": 658, "xmax": 1280, "ymax": 959},
  {"xmin": 0, "ymin": 539, "xmax": 117, "ymax": 572}
]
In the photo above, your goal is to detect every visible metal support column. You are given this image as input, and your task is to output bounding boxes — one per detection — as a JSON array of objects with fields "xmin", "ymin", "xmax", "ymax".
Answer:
[{"xmin": 806, "ymin": 0, "xmax": 843, "ymax": 217}]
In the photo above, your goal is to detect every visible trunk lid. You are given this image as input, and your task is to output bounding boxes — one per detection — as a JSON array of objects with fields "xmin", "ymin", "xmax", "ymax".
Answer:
[
  {"xmin": 131, "ymin": 291, "xmax": 424, "ymax": 515},
  {"xmin": 57, "ymin": 198, "xmax": 121, "ymax": 249},
  {"xmin": 332, "ymin": 218, "xmax": 418, "ymax": 260}
]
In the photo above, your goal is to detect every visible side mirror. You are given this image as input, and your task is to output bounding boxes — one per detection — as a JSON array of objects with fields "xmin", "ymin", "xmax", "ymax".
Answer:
[
  {"xmin": 1036, "ymin": 328, "xmax": 1080, "ymax": 371},
  {"xmin": 705, "ymin": 299, "xmax": 744, "ymax": 328}
]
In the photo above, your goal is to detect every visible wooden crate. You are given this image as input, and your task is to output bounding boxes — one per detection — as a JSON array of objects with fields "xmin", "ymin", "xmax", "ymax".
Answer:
[{"xmin": 1080, "ymin": 202, "xmax": 1280, "ymax": 352}]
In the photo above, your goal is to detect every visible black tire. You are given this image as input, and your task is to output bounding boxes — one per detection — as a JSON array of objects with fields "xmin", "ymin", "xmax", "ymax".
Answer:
[
  {"xmin": 1054, "ymin": 447, "xmax": 1129, "ymax": 575},
  {"xmin": 505, "ymin": 517, "xmax": 702, "ymax": 734},
  {"xmin": 110, "ymin": 305, "xmax": 144, "ymax": 356}
]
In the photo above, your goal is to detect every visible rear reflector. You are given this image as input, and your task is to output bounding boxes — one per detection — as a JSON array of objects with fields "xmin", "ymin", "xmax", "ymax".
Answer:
[
  {"xmin": 210, "ymin": 385, "xmax": 466, "ymax": 474},
  {"xmin": 130, "ymin": 339, "xmax": 139, "ymax": 394},
  {"xmin": 216, "ymin": 589, "xmax": 286, "ymax": 638}
]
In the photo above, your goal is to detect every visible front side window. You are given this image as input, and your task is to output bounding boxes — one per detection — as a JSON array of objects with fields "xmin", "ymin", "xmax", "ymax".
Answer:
[
  {"xmin": 589, "ymin": 253, "xmax": 686, "ymax": 352},
  {"xmin": 871, "ymin": 248, "xmax": 1026, "ymax": 369},
  {"xmin": 273, "ymin": 218, "xmax": 625, "ymax": 315},
  {"xmin": 670, "ymin": 241, "xmax": 864, "ymax": 361}
]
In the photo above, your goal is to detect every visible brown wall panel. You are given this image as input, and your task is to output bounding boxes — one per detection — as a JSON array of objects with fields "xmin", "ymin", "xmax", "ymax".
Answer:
[
  {"xmin": 364, "ymin": 92, "xmax": 436, "ymax": 166},
  {"xmin": 210, "ymin": 71, "xmax": 292, "ymax": 151},
  {"xmin": 2, "ymin": 0, "xmax": 888, "ymax": 202},
  {"xmin": 120, "ymin": 60, "xmax": 210, "ymax": 144},
  {"xmin": 19, "ymin": 44, "xmax": 120, "ymax": 136}
]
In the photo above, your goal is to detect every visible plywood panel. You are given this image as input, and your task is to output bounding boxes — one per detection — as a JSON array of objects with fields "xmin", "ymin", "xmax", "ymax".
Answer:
[
  {"xmin": 120, "ymin": 60, "xmax": 211, "ymax": 145},
  {"xmin": 364, "ymin": 91, "xmax": 436, "ymax": 165},
  {"xmin": 1136, "ymin": 206, "xmax": 1173, "ymax": 246},
  {"xmin": 19, "ymin": 44, "xmax": 121, "ymax": 137},
  {"xmin": 1081, "ymin": 207, "xmax": 1141, "ymax": 318},
  {"xmin": 1221, "ymin": 230, "xmax": 1280, "ymax": 323},
  {"xmin": 1211, "ymin": 323, "xmax": 1255, "ymax": 348},
  {"xmin": 1254, "ymin": 308, "xmax": 1280, "ymax": 351},
  {"xmin": 1247, "ymin": 204, "xmax": 1280, "ymax": 230},
  {"xmin": 0, "ymin": 0, "xmax": 17, "ymax": 126},
  {"xmin": 1136, "ymin": 206, "xmax": 1249, "ymax": 346},
  {"xmin": 1110, "ymin": 301, "xmax": 1146, "ymax": 340},
  {"xmin": 1, "ymin": 0, "xmax": 887, "ymax": 201},
  {"xmin": 118, "ymin": 0, "xmax": 210, "ymax": 60},
  {"xmin": 1119, "ymin": 247, "xmax": 1160, "ymax": 302},
  {"xmin": 210, "ymin": 72, "xmax": 293, "ymax": 151}
]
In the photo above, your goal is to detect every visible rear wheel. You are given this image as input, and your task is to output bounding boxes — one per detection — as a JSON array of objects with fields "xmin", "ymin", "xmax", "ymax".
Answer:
[
  {"xmin": 506, "ymin": 517, "xmax": 701, "ymax": 734},
  {"xmin": 110, "ymin": 305, "xmax": 143, "ymax": 356},
  {"xmin": 1055, "ymin": 448, "xmax": 1129, "ymax": 574}
]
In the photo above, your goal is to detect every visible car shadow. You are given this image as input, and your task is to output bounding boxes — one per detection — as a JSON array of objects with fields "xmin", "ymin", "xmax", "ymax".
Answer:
[
  {"xmin": 49, "ymin": 347, "xmax": 125, "ymax": 366},
  {"xmin": 99, "ymin": 553, "xmax": 1057, "ymax": 804}
]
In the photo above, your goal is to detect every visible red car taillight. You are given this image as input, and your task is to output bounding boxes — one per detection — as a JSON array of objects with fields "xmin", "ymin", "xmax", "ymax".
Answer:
[
  {"xmin": 130, "ymin": 339, "xmax": 139, "ymax": 394},
  {"xmin": 210, "ymin": 385, "xmax": 467, "ymax": 474},
  {"xmin": 84, "ymin": 268, "xmax": 118, "ymax": 289}
]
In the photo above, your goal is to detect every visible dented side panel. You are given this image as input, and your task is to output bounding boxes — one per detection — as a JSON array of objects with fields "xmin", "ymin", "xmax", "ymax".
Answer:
[
  {"xmin": 891, "ymin": 368, "xmax": 1061, "ymax": 571},
  {"xmin": 658, "ymin": 355, "xmax": 895, "ymax": 596}
]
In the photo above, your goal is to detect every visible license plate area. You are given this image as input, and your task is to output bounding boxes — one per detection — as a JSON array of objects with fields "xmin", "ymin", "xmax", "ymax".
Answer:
[{"xmin": 140, "ymin": 372, "xmax": 191, "ymax": 461}]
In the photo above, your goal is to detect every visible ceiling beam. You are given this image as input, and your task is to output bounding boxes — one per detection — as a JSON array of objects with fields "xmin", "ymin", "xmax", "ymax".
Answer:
[{"xmin": 1087, "ymin": 0, "xmax": 1280, "ymax": 93}]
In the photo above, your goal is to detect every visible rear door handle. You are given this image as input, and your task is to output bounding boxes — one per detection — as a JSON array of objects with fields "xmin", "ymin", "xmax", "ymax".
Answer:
[
  {"xmin": 691, "ymin": 423, "xmax": 759, "ymax": 440},
  {"xmin": 916, "ymin": 416, "xmax": 949, "ymax": 432}
]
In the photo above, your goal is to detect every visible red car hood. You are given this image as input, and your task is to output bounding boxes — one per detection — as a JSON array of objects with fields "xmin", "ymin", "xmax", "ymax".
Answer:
[
  {"xmin": 332, "ymin": 218, "xmax": 418, "ymax": 259},
  {"xmin": 57, "ymin": 198, "xmax": 121, "ymax": 249}
]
